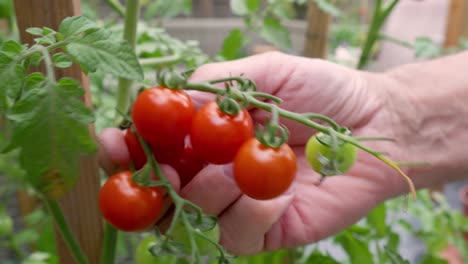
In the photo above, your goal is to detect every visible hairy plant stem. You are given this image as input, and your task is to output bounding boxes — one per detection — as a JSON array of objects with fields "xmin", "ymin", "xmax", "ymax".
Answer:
[
  {"xmin": 115, "ymin": 0, "xmax": 140, "ymax": 125},
  {"xmin": 45, "ymin": 199, "xmax": 89, "ymax": 264},
  {"xmin": 186, "ymin": 80, "xmax": 416, "ymax": 198},
  {"xmin": 100, "ymin": 223, "xmax": 118, "ymax": 264}
]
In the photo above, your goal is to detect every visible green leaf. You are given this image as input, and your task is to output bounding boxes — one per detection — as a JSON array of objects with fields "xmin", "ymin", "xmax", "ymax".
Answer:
[
  {"xmin": 334, "ymin": 230, "xmax": 374, "ymax": 264},
  {"xmin": 219, "ymin": 29, "xmax": 245, "ymax": 60},
  {"xmin": 305, "ymin": 251, "xmax": 340, "ymax": 263},
  {"xmin": 0, "ymin": 53, "xmax": 27, "ymax": 112},
  {"xmin": 34, "ymin": 35, "xmax": 57, "ymax": 45},
  {"xmin": 65, "ymin": 28, "xmax": 144, "ymax": 80},
  {"xmin": 52, "ymin": 53, "xmax": 73, "ymax": 68},
  {"xmin": 26, "ymin": 27, "xmax": 44, "ymax": 36},
  {"xmin": 12, "ymin": 229, "xmax": 39, "ymax": 246},
  {"xmin": 272, "ymin": 1, "xmax": 297, "ymax": 19},
  {"xmin": 314, "ymin": 0, "xmax": 342, "ymax": 17},
  {"xmin": 260, "ymin": 16, "xmax": 292, "ymax": 50},
  {"xmin": 59, "ymin": 16, "xmax": 100, "ymax": 38},
  {"xmin": 230, "ymin": 0, "xmax": 260, "ymax": 16},
  {"xmin": 1, "ymin": 40, "xmax": 26, "ymax": 55},
  {"xmin": 420, "ymin": 254, "xmax": 448, "ymax": 264},
  {"xmin": 145, "ymin": 0, "xmax": 192, "ymax": 20},
  {"xmin": 23, "ymin": 73, "xmax": 46, "ymax": 93},
  {"xmin": 413, "ymin": 37, "xmax": 441, "ymax": 58},
  {"xmin": 366, "ymin": 204, "xmax": 387, "ymax": 237},
  {"xmin": 5, "ymin": 78, "xmax": 96, "ymax": 199},
  {"xmin": 384, "ymin": 246, "xmax": 410, "ymax": 264}
]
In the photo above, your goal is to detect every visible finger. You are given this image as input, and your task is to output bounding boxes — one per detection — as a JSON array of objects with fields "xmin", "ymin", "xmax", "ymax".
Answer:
[
  {"xmin": 187, "ymin": 51, "xmax": 293, "ymax": 108},
  {"xmin": 180, "ymin": 164, "xmax": 242, "ymax": 216},
  {"xmin": 155, "ymin": 164, "xmax": 181, "ymax": 196},
  {"xmin": 156, "ymin": 164, "xmax": 181, "ymax": 221},
  {"xmin": 218, "ymin": 192, "xmax": 295, "ymax": 255},
  {"xmin": 97, "ymin": 128, "xmax": 129, "ymax": 175},
  {"xmin": 155, "ymin": 164, "xmax": 242, "ymax": 232}
]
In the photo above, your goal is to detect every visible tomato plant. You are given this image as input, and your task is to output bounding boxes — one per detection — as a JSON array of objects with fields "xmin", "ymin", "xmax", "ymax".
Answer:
[
  {"xmin": 171, "ymin": 219, "xmax": 221, "ymax": 256},
  {"xmin": 132, "ymin": 86, "xmax": 195, "ymax": 148},
  {"xmin": 233, "ymin": 137, "xmax": 297, "ymax": 200},
  {"xmin": 99, "ymin": 171, "xmax": 164, "ymax": 232},
  {"xmin": 305, "ymin": 132, "xmax": 357, "ymax": 176},
  {"xmin": 190, "ymin": 101, "xmax": 254, "ymax": 164}
]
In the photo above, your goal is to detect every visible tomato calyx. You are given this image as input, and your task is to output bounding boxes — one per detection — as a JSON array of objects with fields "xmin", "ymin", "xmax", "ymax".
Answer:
[
  {"xmin": 255, "ymin": 106, "xmax": 289, "ymax": 148},
  {"xmin": 156, "ymin": 70, "xmax": 188, "ymax": 90},
  {"xmin": 216, "ymin": 96, "xmax": 243, "ymax": 116},
  {"xmin": 131, "ymin": 164, "xmax": 169, "ymax": 188},
  {"xmin": 306, "ymin": 128, "xmax": 357, "ymax": 177}
]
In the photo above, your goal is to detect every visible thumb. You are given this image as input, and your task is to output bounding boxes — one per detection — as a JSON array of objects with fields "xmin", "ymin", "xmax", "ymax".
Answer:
[{"xmin": 187, "ymin": 52, "xmax": 291, "ymax": 108}]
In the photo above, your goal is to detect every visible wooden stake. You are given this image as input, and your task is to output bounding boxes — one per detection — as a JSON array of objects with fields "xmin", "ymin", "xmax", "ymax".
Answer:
[
  {"xmin": 444, "ymin": 0, "xmax": 465, "ymax": 48},
  {"xmin": 303, "ymin": 0, "xmax": 332, "ymax": 58},
  {"xmin": 14, "ymin": 1, "xmax": 103, "ymax": 263}
]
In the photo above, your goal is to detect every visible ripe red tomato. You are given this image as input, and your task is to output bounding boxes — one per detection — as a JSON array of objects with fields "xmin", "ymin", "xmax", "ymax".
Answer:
[
  {"xmin": 169, "ymin": 142, "xmax": 207, "ymax": 188},
  {"xmin": 131, "ymin": 86, "xmax": 195, "ymax": 148},
  {"xmin": 233, "ymin": 138, "xmax": 296, "ymax": 200},
  {"xmin": 190, "ymin": 101, "xmax": 254, "ymax": 164},
  {"xmin": 124, "ymin": 128, "xmax": 147, "ymax": 170},
  {"xmin": 99, "ymin": 171, "xmax": 164, "ymax": 232}
]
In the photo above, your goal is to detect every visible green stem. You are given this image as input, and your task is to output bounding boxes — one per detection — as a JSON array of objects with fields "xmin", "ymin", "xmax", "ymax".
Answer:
[
  {"xmin": 100, "ymin": 222, "xmax": 118, "ymax": 264},
  {"xmin": 39, "ymin": 47, "xmax": 56, "ymax": 82},
  {"xmin": 139, "ymin": 54, "xmax": 182, "ymax": 67},
  {"xmin": 379, "ymin": 34, "xmax": 413, "ymax": 49},
  {"xmin": 106, "ymin": 0, "xmax": 126, "ymax": 17},
  {"xmin": 180, "ymin": 212, "xmax": 201, "ymax": 263},
  {"xmin": 115, "ymin": 0, "xmax": 140, "ymax": 125},
  {"xmin": 45, "ymin": 199, "xmax": 89, "ymax": 264},
  {"xmin": 357, "ymin": 0, "xmax": 399, "ymax": 69},
  {"xmin": 186, "ymin": 81, "xmax": 417, "ymax": 198}
]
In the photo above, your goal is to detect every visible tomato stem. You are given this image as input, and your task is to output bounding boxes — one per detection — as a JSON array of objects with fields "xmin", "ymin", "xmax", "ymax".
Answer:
[
  {"xmin": 115, "ymin": 0, "xmax": 140, "ymax": 125},
  {"xmin": 101, "ymin": 222, "xmax": 118, "ymax": 264},
  {"xmin": 134, "ymin": 131, "xmax": 209, "ymax": 260},
  {"xmin": 186, "ymin": 80, "xmax": 418, "ymax": 199},
  {"xmin": 45, "ymin": 199, "xmax": 89, "ymax": 264}
]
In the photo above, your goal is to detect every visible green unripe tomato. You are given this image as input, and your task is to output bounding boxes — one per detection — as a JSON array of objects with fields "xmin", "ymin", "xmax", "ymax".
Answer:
[
  {"xmin": 305, "ymin": 132, "xmax": 357, "ymax": 175},
  {"xmin": 0, "ymin": 213, "xmax": 13, "ymax": 236},
  {"xmin": 135, "ymin": 235, "xmax": 175, "ymax": 264},
  {"xmin": 171, "ymin": 220, "xmax": 221, "ymax": 256}
]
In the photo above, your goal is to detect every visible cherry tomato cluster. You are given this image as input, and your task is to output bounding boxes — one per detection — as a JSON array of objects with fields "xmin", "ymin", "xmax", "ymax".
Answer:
[
  {"xmin": 99, "ymin": 85, "xmax": 361, "ymax": 232},
  {"xmin": 108, "ymin": 85, "xmax": 297, "ymax": 214}
]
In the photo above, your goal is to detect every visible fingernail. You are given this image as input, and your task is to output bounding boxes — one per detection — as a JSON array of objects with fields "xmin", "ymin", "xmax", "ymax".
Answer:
[{"xmin": 222, "ymin": 164, "xmax": 234, "ymax": 180}]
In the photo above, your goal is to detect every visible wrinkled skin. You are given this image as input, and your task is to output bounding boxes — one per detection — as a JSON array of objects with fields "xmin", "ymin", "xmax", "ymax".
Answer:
[{"xmin": 97, "ymin": 52, "xmax": 434, "ymax": 255}]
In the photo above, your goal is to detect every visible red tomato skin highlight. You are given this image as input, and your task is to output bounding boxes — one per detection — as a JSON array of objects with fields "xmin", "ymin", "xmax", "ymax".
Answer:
[
  {"xmin": 190, "ymin": 101, "xmax": 254, "ymax": 165},
  {"xmin": 233, "ymin": 138, "xmax": 297, "ymax": 200},
  {"xmin": 99, "ymin": 171, "xmax": 164, "ymax": 232},
  {"xmin": 131, "ymin": 87, "xmax": 195, "ymax": 148}
]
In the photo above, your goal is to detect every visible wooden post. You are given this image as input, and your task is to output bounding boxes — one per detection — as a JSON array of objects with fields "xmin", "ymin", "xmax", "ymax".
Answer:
[
  {"xmin": 13, "ymin": 1, "xmax": 103, "ymax": 263},
  {"xmin": 303, "ymin": 0, "xmax": 332, "ymax": 58},
  {"xmin": 444, "ymin": 0, "xmax": 466, "ymax": 48}
]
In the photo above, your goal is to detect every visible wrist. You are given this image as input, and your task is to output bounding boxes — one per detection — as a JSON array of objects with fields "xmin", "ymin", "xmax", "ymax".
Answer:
[{"xmin": 381, "ymin": 54, "xmax": 468, "ymax": 190}]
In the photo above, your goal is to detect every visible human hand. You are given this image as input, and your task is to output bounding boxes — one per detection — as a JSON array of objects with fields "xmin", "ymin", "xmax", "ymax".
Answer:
[{"xmin": 98, "ymin": 52, "xmax": 416, "ymax": 255}]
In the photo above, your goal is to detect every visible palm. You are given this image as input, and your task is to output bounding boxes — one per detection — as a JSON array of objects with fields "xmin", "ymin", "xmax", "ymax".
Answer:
[{"xmin": 191, "ymin": 53, "xmax": 406, "ymax": 254}]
